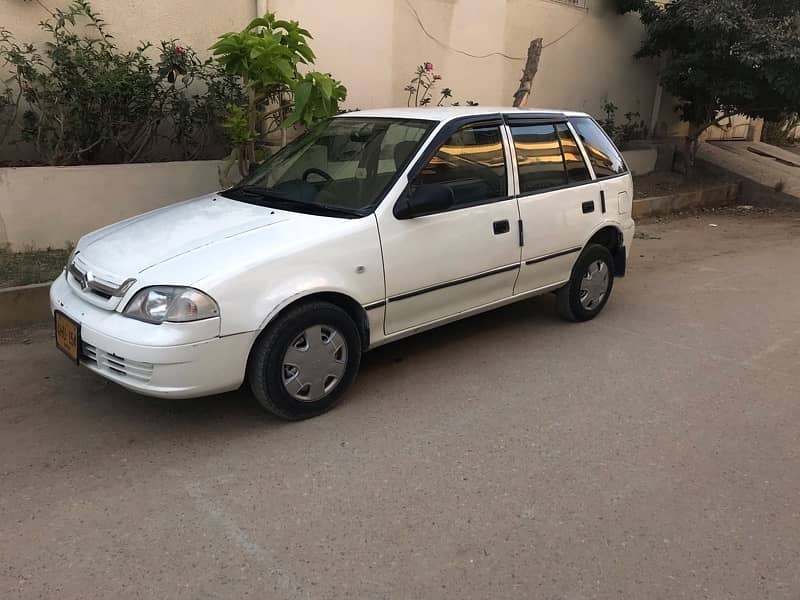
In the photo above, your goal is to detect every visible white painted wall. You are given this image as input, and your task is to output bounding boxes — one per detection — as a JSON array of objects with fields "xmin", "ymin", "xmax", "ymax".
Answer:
[{"xmin": 0, "ymin": 161, "xmax": 223, "ymax": 251}]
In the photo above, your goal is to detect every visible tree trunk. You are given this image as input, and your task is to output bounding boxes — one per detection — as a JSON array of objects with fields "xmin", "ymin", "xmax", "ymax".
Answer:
[
  {"xmin": 683, "ymin": 128, "xmax": 700, "ymax": 176},
  {"xmin": 512, "ymin": 39, "xmax": 543, "ymax": 108},
  {"xmin": 674, "ymin": 119, "xmax": 713, "ymax": 176}
]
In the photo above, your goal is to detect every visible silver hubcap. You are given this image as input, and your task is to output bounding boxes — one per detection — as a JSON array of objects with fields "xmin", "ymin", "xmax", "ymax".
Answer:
[
  {"xmin": 579, "ymin": 260, "xmax": 610, "ymax": 310},
  {"xmin": 282, "ymin": 325, "xmax": 348, "ymax": 403}
]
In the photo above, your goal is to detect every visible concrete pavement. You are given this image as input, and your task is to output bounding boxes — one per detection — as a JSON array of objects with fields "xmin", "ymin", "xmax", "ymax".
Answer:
[
  {"xmin": 699, "ymin": 141, "xmax": 800, "ymax": 204},
  {"xmin": 1, "ymin": 208, "xmax": 799, "ymax": 599}
]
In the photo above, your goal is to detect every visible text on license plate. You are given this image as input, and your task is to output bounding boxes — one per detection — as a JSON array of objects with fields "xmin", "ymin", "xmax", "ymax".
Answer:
[{"xmin": 55, "ymin": 311, "xmax": 80, "ymax": 363}]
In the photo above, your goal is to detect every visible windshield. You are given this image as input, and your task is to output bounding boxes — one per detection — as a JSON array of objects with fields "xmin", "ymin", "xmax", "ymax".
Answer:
[{"xmin": 222, "ymin": 117, "xmax": 434, "ymax": 217}]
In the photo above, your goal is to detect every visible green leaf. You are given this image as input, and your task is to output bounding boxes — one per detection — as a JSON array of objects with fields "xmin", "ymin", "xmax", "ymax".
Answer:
[
  {"xmin": 293, "ymin": 79, "xmax": 312, "ymax": 116},
  {"xmin": 273, "ymin": 58, "xmax": 295, "ymax": 82},
  {"xmin": 243, "ymin": 17, "xmax": 273, "ymax": 32},
  {"xmin": 305, "ymin": 72, "xmax": 329, "ymax": 98}
]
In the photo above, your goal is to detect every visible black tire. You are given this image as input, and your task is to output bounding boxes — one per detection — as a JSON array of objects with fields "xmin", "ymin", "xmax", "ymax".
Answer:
[
  {"xmin": 556, "ymin": 244, "xmax": 615, "ymax": 322},
  {"xmin": 246, "ymin": 301, "xmax": 362, "ymax": 420}
]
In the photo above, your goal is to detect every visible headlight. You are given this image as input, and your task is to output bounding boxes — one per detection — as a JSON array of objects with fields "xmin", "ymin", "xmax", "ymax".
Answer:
[{"xmin": 123, "ymin": 286, "xmax": 219, "ymax": 324}]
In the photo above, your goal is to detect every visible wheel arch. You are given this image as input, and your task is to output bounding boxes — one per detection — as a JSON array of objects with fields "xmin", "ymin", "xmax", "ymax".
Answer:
[
  {"xmin": 252, "ymin": 290, "xmax": 371, "ymax": 355},
  {"xmin": 584, "ymin": 224, "xmax": 626, "ymax": 277}
]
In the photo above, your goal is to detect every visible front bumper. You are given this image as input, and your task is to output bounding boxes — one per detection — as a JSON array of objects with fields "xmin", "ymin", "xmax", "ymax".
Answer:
[{"xmin": 50, "ymin": 273, "xmax": 255, "ymax": 399}]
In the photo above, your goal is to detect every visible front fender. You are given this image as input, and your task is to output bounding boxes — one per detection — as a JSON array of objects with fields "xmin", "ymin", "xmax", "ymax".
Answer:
[
  {"xmin": 253, "ymin": 281, "xmax": 372, "ymax": 333},
  {"xmin": 205, "ymin": 217, "xmax": 385, "ymax": 337}
]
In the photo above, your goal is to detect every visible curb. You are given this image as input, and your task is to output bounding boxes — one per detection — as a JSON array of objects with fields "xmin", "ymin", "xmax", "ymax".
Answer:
[
  {"xmin": 632, "ymin": 182, "xmax": 741, "ymax": 219},
  {"xmin": 0, "ymin": 282, "xmax": 51, "ymax": 328}
]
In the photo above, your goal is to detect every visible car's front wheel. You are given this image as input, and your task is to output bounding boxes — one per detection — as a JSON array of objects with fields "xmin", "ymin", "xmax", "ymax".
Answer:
[
  {"xmin": 247, "ymin": 301, "xmax": 362, "ymax": 420},
  {"xmin": 556, "ymin": 244, "xmax": 615, "ymax": 322}
]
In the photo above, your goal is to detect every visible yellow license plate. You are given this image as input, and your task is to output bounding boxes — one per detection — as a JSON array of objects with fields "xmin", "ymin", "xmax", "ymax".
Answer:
[{"xmin": 55, "ymin": 311, "xmax": 80, "ymax": 364}]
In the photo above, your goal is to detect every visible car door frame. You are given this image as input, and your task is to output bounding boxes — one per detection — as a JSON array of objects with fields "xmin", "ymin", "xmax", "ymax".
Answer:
[{"xmin": 372, "ymin": 114, "xmax": 524, "ymax": 336}]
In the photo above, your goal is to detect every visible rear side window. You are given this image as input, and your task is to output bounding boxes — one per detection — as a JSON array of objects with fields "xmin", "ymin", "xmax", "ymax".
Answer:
[
  {"xmin": 510, "ymin": 124, "xmax": 566, "ymax": 194},
  {"xmin": 570, "ymin": 117, "xmax": 627, "ymax": 178},
  {"xmin": 556, "ymin": 123, "xmax": 591, "ymax": 183},
  {"xmin": 415, "ymin": 124, "xmax": 507, "ymax": 208}
]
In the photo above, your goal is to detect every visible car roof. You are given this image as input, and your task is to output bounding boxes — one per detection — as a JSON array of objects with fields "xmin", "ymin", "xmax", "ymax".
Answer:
[{"xmin": 337, "ymin": 106, "xmax": 591, "ymax": 122}]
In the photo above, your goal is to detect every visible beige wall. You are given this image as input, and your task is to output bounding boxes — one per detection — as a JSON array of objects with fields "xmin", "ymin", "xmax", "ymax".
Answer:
[
  {"xmin": 0, "ymin": 161, "xmax": 223, "ymax": 250},
  {"xmin": 3, "ymin": 0, "xmax": 662, "ymax": 123},
  {"xmin": 270, "ymin": 0, "xmax": 660, "ymax": 119},
  {"xmin": 1, "ymin": 0, "xmax": 254, "ymax": 60}
]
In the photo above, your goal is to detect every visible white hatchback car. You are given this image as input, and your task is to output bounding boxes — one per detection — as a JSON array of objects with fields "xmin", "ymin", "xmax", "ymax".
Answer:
[{"xmin": 51, "ymin": 107, "xmax": 634, "ymax": 419}]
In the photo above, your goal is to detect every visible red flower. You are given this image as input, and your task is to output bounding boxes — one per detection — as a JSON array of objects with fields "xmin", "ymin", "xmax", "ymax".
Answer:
[
  {"xmin": 424, "ymin": 62, "xmax": 434, "ymax": 72},
  {"xmin": 175, "ymin": 46, "xmax": 186, "ymax": 56}
]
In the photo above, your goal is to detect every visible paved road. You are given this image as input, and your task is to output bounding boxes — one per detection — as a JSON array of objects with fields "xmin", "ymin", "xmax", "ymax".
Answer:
[{"xmin": 2, "ymin": 209, "xmax": 799, "ymax": 600}]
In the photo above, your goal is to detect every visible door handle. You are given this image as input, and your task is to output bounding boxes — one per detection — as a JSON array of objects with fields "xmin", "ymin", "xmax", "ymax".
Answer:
[
  {"xmin": 582, "ymin": 201, "xmax": 595, "ymax": 214},
  {"xmin": 493, "ymin": 220, "xmax": 510, "ymax": 235}
]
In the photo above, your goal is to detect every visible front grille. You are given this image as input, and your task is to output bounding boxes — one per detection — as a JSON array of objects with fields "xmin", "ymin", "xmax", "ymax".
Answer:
[
  {"xmin": 67, "ymin": 254, "xmax": 136, "ymax": 310},
  {"xmin": 82, "ymin": 343, "xmax": 154, "ymax": 383}
]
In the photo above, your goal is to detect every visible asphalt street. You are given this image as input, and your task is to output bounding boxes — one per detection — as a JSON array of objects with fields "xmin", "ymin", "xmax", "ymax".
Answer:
[{"xmin": 1, "ymin": 208, "xmax": 799, "ymax": 599}]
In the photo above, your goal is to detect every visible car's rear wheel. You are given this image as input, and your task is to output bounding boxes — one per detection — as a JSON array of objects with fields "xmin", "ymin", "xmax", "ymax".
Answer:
[
  {"xmin": 556, "ymin": 244, "xmax": 615, "ymax": 322},
  {"xmin": 247, "ymin": 301, "xmax": 361, "ymax": 420}
]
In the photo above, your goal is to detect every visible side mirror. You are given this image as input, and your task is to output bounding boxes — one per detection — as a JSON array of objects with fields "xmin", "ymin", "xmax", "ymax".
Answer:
[{"xmin": 394, "ymin": 183, "xmax": 455, "ymax": 219}]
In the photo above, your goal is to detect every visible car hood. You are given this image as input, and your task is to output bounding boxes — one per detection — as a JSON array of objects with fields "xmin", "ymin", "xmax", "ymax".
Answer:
[{"xmin": 77, "ymin": 194, "xmax": 292, "ymax": 275}]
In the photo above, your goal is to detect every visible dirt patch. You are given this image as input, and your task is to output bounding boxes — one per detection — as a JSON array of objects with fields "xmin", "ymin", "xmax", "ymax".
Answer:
[
  {"xmin": 0, "ymin": 248, "xmax": 69, "ymax": 288},
  {"xmin": 634, "ymin": 168, "xmax": 736, "ymax": 199},
  {"xmin": 636, "ymin": 202, "xmax": 800, "ymax": 226},
  {"xmin": 631, "ymin": 205, "xmax": 800, "ymax": 273}
]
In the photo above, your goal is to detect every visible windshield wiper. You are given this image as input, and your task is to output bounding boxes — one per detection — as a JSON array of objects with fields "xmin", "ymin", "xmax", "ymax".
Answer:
[
  {"xmin": 223, "ymin": 186, "xmax": 360, "ymax": 218},
  {"xmin": 229, "ymin": 185, "xmax": 288, "ymax": 199}
]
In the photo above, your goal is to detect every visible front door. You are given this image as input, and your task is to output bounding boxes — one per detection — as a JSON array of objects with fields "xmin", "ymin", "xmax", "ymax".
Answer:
[{"xmin": 377, "ymin": 121, "xmax": 521, "ymax": 334}]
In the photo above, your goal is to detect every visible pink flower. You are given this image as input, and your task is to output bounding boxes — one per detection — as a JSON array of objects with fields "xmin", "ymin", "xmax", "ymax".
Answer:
[
  {"xmin": 175, "ymin": 46, "xmax": 186, "ymax": 56},
  {"xmin": 424, "ymin": 62, "xmax": 434, "ymax": 72}
]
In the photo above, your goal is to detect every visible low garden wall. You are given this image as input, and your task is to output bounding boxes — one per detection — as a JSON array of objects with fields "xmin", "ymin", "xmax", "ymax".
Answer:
[
  {"xmin": 0, "ymin": 160, "xmax": 224, "ymax": 251},
  {"xmin": 622, "ymin": 146, "xmax": 658, "ymax": 176},
  {"xmin": 632, "ymin": 182, "xmax": 741, "ymax": 219}
]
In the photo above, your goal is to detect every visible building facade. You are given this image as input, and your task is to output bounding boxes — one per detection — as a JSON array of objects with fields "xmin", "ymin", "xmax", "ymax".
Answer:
[{"xmin": 3, "ymin": 0, "xmax": 673, "ymax": 130}]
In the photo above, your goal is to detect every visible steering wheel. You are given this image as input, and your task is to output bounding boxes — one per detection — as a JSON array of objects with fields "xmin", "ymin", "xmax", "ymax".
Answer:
[{"xmin": 302, "ymin": 167, "xmax": 334, "ymax": 183}]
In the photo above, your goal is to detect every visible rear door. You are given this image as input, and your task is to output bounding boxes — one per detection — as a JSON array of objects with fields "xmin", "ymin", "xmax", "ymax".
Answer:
[
  {"xmin": 569, "ymin": 116, "xmax": 633, "ymax": 228},
  {"xmin": 509, "ymin": 118, "xmax": 602, "ymax": 294},
  {"xmin": 377, "ymin": 119, "xmax": 521, "ymax": 334}
]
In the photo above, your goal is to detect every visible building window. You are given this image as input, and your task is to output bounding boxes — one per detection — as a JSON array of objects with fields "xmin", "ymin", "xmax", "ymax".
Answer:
[{"xmin": 545, "ymin": 0, "xmax": 589, "ymax": 9}]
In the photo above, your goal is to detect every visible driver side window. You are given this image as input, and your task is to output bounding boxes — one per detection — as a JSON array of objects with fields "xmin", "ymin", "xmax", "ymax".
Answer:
[{"xmin": 413, "ymin": 124, "xmax": 507, "ymax": 209}]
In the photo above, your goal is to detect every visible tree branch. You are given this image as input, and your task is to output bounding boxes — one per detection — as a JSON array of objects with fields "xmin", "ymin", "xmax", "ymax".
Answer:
[{"xmin": 512, "ymin": 39, "xmax": 543, "ymax": 108}]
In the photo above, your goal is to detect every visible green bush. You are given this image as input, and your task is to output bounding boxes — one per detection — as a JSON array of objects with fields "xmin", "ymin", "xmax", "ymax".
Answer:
[
  {"xmin": 598, "ymin": 99, "xmax": 648, "ymax": 147},
  {"xmin": 0, "ymin": 0, "xmax": 244, "ymax": 165}
]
